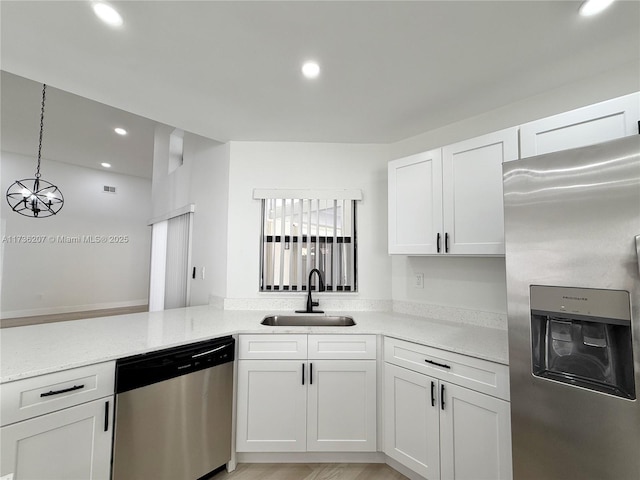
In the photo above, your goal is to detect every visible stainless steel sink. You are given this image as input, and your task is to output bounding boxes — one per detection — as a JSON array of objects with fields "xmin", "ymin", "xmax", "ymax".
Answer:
[{"xmin": 261, "ymin": 315, "xmax": 356, "ymax": 326}]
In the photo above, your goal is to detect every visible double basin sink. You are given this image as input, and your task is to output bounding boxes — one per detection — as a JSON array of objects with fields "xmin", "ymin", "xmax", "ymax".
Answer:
[{"xmin": 261, "ymin": 315, "xmax": 356, "ymax": 327}]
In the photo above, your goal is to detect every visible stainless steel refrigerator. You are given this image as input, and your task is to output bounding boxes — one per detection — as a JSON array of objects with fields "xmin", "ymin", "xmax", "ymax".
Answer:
[{"xmin": 503, "ymin": 135, "xmax": 640, "ymax": 480}]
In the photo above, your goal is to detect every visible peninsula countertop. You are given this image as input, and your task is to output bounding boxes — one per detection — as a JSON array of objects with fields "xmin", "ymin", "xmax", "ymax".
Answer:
[{"xmin": 0, "ymin": 306, "xmax": 508, "ymax": 383}]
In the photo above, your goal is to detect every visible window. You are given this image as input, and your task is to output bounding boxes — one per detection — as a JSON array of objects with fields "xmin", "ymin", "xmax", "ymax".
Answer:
[{"xmin": 256, "ymin": 190, "xmax": 360, "ymax": 293}]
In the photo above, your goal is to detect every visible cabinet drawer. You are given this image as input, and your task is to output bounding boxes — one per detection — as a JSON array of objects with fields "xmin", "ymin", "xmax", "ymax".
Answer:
[
  {"xmin": 238, "ymin": 334, "xmax": 307, "ymax": 360},
  {"xmin": 308, "ymin": 335, "xmax": 376, "ymax": 360},
  {"xmin": 384, "ymin": 337, "xmax": 509, "ymax": 400},
  {"xmin": 0, "ymin": 361, "xmax": 115, "ymax": 427}
]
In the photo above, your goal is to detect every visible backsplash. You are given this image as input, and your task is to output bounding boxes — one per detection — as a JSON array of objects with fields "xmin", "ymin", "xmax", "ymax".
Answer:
[
  {"xmin": 222, "ymin": 297, "xmax": 392, "ymax": 312},
  {"xmin": 216, "ymin": 296, "xmax": 506, "ymax": 330},
  {"xmin": 392, "ymin": 300, "xmax": 507, "ymax": 330}
]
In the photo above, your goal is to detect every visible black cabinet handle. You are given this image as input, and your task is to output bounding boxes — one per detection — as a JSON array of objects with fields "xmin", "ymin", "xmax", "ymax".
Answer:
[
  {"xmin": 425, "ymin": 359, "xmax": 451, "ymax": 369},
  {"xmin": 104, "ymin": 401, "xmax": 109, "ymax": 432},
  {"xmin": 441, "ymin": 384, "xmax": 446, "ymax": 410},
  {"xmin": 40, "ymin": 384, "xmax": 85, "ymax": 397},
  {"xmin": 302, "ymin": 363, "xmax": 305, "ymax": 385},
  {"xmin": 445, "ymin": 232, "xmax": 449, "ymax": 253},
  {"xmin": 437, "ymin": 233, "xmax": 441, "ymax": 253},
  {"xmin": 431, "ymin": 381, "xmax": 436, "ymax": 407},
  {"xmin": 310, "ymin": 363, "xmax": 313, "ymax": 385}
]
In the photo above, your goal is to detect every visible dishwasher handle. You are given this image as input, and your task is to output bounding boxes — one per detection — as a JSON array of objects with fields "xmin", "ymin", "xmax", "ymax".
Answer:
[{"xmin": 192, "ymin": 342, "xmax": 234, "ymax": 359}]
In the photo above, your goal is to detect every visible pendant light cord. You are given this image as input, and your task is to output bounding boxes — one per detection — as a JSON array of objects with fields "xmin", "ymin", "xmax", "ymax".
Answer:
[{"xmin": 35, "ymin": 84, "xmax": 46, "ymax": 179}]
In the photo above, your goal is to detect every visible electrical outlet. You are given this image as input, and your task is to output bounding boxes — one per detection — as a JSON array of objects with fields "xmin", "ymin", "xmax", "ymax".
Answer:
[{"xmin": 415, "ymin": 273, "xmax": 424, "ymax": 289}]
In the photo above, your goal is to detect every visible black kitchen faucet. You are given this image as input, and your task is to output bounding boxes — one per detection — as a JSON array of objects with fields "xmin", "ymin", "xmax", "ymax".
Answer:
[{"xmin": 296, "ymin": 268, "xmax": 325, "ymax": 313}]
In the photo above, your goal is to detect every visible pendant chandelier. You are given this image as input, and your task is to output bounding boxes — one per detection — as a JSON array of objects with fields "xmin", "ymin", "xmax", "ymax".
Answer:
[{"xmin": 6, "ymin": 84, "xmax": 64, "ymax": 218}]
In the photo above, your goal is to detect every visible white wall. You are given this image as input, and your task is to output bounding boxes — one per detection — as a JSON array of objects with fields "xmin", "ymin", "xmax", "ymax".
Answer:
[
  {"xmin": 144, "ymin": 61, "xmax": 639, "ymax": 316},
  {"xmin": 151, "ymin": 126, "xmax": 230, "ymax": 306},
  {"xmin": 225, "ymin": 141, "xmax": 391, "ymax": 306},
  {"xmin": 1, "ymin": 152, "xmax": 151, "ymax": 317},
  {"xmin": 387, "ymin": 63, "xmax": 640, "ymax": 314}
]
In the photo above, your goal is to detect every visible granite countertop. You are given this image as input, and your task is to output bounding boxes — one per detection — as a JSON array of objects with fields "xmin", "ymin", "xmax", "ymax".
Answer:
[{"xmin": 0, "ymin": 306, "xmax": 509, "ymax": 383}]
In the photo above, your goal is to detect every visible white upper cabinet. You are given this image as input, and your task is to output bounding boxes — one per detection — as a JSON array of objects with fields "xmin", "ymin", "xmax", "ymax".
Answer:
[
  {"xmin": 442, "ymin": 128, "xmax": 518, "ymax": 255},
  {"xmin": 388, "ymin": 149, "xmax": 443, "ymax": 254},
  {"xmin": 388, "ymin": 128, "xmax": 517, "ymax": 256},
  {"xmin": 519, "ymin": 92, "xmax": 640, "ymax": 158}
]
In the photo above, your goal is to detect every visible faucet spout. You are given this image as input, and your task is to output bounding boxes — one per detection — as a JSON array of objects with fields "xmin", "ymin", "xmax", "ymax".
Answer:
[{"xmin": 296, "ymin": 268, "xmax": 325, "ymax": 314}]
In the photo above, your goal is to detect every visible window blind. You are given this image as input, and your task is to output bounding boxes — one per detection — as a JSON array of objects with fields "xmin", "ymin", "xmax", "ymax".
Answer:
[
  {"xmin": 259, "ymin": 197, "xmax": 357, "ymax": 292},
  {"xmin": 164, "ymin": 212, "xmax": 192, "ymax": 309}
]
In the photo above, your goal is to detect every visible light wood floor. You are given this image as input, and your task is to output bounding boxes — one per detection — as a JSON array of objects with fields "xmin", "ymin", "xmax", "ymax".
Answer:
[{"xmin": 213, "ymin": 463, "xmax": 408, "ymax": 480}]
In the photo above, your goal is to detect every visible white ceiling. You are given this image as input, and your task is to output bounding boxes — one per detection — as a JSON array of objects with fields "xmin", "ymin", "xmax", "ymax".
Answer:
[
  {"xmin": 1, "ymin": 71, "xmax": 159, "ymax": 179},
  {"xmin": 1, "ymin": 1, "xmax": 639, "ymax": 147}
]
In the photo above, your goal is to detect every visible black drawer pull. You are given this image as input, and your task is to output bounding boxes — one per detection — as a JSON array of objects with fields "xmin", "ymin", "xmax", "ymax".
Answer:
[
  {"xmin": 425, "ymin": 359, "xmax": 451, "ymax": 369},
  {"xmin": 445, "ymin": 232, "xmax": 450, "ymax": 253},
  {"xmin": 310, "ymin": 363, "xmax": 313, "ymax": 385},
  {"xmin": 302, "ymin": 363, "xmax": 305, "ymax": 385},
  {"xmin": 441, "ymin": 384, "xmax": 446, "ymax": 410},
  {"xmin": 104, "ymin": 401, "xmax": 110, "ymax": 432},
  {"xmin": 40, "ymin": 384, "xmax": 85, "ymax": 397},
  {"xmin": 430, "ymin": 381, "xmax": 436, "ymax": 407},
  {"xmin": 437, "ymin": 233, "xmax": 441, "ymax": 253}
]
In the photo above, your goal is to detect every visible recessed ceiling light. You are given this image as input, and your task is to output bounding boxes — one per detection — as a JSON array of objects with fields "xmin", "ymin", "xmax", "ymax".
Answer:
[
  {"xmin": 114, "ymin": 127, "xmax": 127, "ymax": 135},
  {"xmin": 93, "ymin": 2, "xmax": 124, "ymax": 27},
  {"xmin": 302, "ymin": 61, "xmax": 321, "ymax": 79},
  {"xmin": 101, "ymin": 162, "xmax": 112, "ymax": 168},
  {"xmin": 579, "ymin": 0, "xmax": 615, "ymax": 16}
]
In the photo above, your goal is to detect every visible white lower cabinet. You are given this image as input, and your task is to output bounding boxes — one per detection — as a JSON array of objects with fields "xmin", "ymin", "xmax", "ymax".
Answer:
[
  {"xmin": 307, "ymin": 360, "xmax": 377, "ymax": 452},
  {"xmin": 439, "ymin": 382, "xmax": 511, "ymax": 480},
  {"xmin": 384, "ymin": 337, "xmax": 512, "ymax": 480},
  {"xmin": 0, "ymin": 362, "xmax": 115, "ymax": 480},
  {"xmin": 384, "ymin": 363, "xmax": 441, "ymax": 479},
  {"xmin": 236, "ymin": 359, "xmax": 308, "ymax": 452},
  {"xmin": 0, "ymin": 398, "xmax": 113, "ymax": 480},
  {"xmin": 236, "ymin": 334, "xmax": 377, "ymax": 453}
]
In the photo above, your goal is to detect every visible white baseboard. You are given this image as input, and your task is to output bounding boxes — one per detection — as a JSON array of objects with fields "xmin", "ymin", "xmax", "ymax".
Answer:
[
  {"xmin": 384, "ymin": 455, "xmax": 427, "ymax": 480},
  {"xmin": 236, "ymin": 451, "xmax": 386, "ymax": 464}
]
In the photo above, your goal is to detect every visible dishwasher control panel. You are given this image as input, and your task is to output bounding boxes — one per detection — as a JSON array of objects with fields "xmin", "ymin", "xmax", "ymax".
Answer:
[{"xmin": 115, "ymin": 336, "xmax": 235, "ymax": 393}]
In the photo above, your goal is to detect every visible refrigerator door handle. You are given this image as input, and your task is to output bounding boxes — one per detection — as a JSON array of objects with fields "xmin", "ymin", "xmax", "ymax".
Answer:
[{"xmin": 635, "ymin": 235, "xmax": 640, "ymax": 276}]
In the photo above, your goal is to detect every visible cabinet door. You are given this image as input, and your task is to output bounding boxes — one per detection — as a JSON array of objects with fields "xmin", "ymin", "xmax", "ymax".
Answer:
[
  {"xmin": 439, "ymin": 383, "xmax": 512, "ymax": 480},
  {"xmin": 388, "ymin": 149, "xmax": 443, "ymax": 254},
  {"xmin": 0, "ymin": 397, "xmax": 113, "ymax": 480},
  {"xmin": 307, "ymin": 360, "xmax": 376, "ymax": 452},
  {"xmin": 442, "ymin": 128, "xmax": 518, "ymax": 255},
  {"xmin": 384, "ymin": 363, "xmax": 440, "ymax": 479},
  {"xmin": 236, "ymin": 360, "xmax": 307, "ymax": 452},
  {"xmin": 520, "ymin": 92, "xmax": 640, "ymax": 159}
]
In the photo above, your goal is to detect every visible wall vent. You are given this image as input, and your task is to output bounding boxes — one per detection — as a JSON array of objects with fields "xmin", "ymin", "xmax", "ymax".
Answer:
[{"xmin": 103, "ymin": 185, "xmax": 117, "ymax": 194}]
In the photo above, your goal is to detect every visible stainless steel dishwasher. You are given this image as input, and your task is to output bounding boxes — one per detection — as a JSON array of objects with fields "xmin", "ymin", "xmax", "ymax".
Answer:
[{"xmin": 112, "ymin": 336, "xmax": 235, "ymax": 480}]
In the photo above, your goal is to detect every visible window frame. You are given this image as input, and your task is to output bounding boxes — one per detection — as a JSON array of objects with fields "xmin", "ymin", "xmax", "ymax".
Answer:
[{"xmin": 256, "ymin": 193, "xmax": 359, "ymax": 294}]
